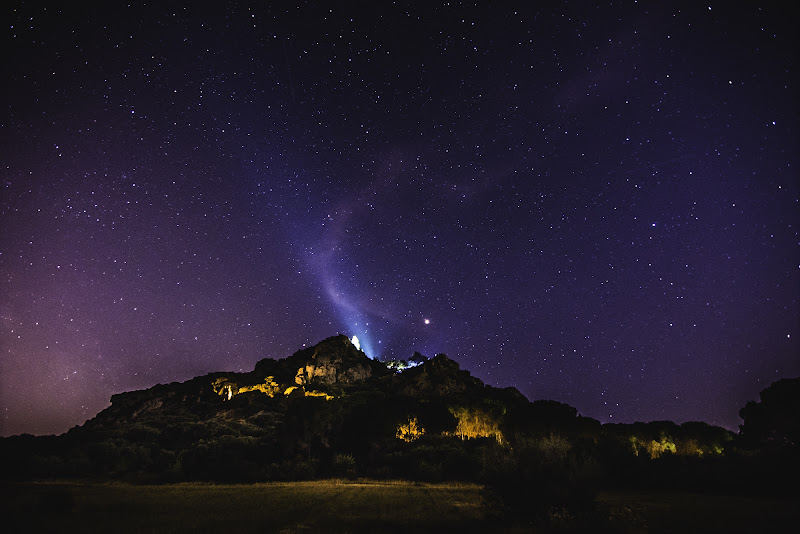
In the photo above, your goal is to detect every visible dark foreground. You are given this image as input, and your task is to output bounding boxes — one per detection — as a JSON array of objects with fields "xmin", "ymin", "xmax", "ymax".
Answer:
[{"xmin": 2, "ymin": 479, "xmax": 797, "ymax": 533}]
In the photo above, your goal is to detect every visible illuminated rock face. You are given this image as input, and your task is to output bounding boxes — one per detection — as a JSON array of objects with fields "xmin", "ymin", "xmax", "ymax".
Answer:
[
  {"xmin": 294, "ymin": 357, "xmax": 373, "ymax": 386},
  {"xmin": 290, "ymin": 335, "xmax": 380, "ymax": 386},
  {"xmin": 204, "ymin": 335, "xmax": 384, "ymax": 402},
  {"xmin": 251, "ymin": 334, "xmax": 389, "ymax": 387},
  {"xmin": 212, "ymin": 376, "xmax": 282, "ymax": 399}
]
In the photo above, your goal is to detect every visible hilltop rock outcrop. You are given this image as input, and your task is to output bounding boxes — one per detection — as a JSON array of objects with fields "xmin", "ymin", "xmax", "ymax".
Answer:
[
  {"xmin": 392, "ymin": 353, "xmax": 485, "ymax": 397},
  {"xmin": 287, "ymin": 335, "xmax": 389, "ymax": 386},
  {"xmin": 83, "ymin": 334, "xmax": 391, "ymax": 429}
]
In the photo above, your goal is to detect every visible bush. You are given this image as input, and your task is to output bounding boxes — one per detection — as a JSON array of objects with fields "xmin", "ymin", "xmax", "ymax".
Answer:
[
  {"xmin": 332, "ymin": 454, "xmax": 357, "ymax": 478},
  {"xmin": 481, "ymin": 434, "xmax": 600, "ymax": 526}
]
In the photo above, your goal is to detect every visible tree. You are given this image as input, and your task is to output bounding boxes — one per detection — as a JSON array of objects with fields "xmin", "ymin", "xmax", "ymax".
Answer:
[{"xmin": 739, "ymin": 377, "xmax": 800, "ymax": 448}]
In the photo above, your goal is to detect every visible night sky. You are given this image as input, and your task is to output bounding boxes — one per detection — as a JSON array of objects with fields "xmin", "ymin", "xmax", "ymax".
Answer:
[{"xmin": 2, "ymin": 2, "xmax": 797, "ymax": 437}]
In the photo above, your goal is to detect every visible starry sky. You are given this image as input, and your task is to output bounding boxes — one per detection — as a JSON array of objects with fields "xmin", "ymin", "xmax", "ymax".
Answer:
[{"xmin": 2, "ymin": 1, "xmax": 797, "ymax": 436}]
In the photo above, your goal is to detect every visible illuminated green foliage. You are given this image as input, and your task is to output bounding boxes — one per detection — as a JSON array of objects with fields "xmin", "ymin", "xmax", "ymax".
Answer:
[
  {"xmin": 448, "ymin": 407, "xmax": 503, "ymax": 443},
  {"xmin": 396, "ymin": 417, "xmax": 425, "ymax": 442}
]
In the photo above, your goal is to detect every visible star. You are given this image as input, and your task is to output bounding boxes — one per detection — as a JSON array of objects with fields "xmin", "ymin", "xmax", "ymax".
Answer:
[{"xmin": 1, "ymin": 2, "xmax": 796, "ymax": 436}]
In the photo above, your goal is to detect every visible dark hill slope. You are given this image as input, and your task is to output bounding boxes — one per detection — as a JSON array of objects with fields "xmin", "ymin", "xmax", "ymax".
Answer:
[{"xmin": 0, "ymin": 334, "xmax": 748, "ymax": 491}]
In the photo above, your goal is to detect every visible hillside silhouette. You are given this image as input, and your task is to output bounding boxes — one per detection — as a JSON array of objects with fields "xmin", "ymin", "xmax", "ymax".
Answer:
[{"xmin": 2, "ymin": 335, "xmax": 798, "ymax": 522}]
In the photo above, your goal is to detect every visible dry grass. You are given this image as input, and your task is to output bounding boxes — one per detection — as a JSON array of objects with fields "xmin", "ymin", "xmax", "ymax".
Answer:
[
  {"xmin": 1, "ymin": 479, "xmax": 487, "ymax": 533},
  {"xmin": 5, "ymin": 479, "xmax": 798, "ymax": 533}
]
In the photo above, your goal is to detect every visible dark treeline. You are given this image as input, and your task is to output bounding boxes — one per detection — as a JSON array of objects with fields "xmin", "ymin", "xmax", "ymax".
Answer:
[{"xmin": 2, "ymin": 336, "xmax": 798, "ymax": 526}]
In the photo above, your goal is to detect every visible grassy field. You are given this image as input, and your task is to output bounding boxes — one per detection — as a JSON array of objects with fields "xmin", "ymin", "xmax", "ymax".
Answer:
[
  {"xmin": 1, "ymin": 479, "xmax": 487, "ymax": 533},
  {"xmin": 3, "ymin": 480, "xmax": 798, "ymax": 533}
]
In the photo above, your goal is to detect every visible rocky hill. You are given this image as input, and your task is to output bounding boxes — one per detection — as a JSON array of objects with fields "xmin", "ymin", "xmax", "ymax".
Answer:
[
  {"xmin": 81, "ymin": 334, "xmax": 494, "ymax": 430},
  {"xmin": 1, "ymin": 334, "xmax": 750, "ymax": 491}
]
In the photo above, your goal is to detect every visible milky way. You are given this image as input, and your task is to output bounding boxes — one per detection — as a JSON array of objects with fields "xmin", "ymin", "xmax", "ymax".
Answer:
[{"xmin": 1, "ymin": 2, "xmax": 797, "ymax": 435}]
